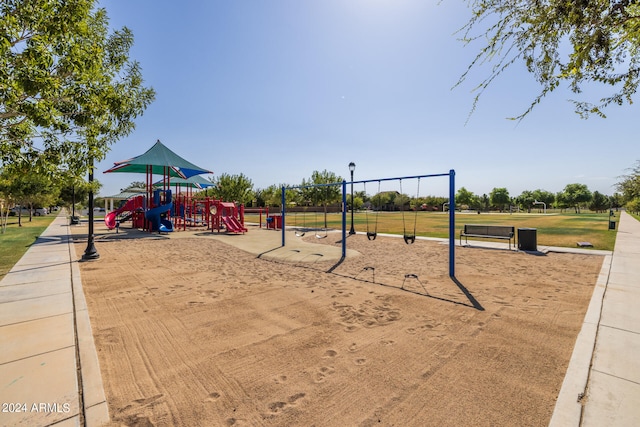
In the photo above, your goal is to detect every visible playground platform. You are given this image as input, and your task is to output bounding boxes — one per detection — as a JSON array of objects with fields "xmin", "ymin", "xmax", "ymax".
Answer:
[{"xmin": 0, "ymin": 211, "xmax": 638, "ymax": 426}]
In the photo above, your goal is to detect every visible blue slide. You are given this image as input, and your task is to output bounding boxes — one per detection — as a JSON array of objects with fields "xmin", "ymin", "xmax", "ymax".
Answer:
[{"xmin": 145, "ymin": 202, "xmax": 174, "ymax": 232}]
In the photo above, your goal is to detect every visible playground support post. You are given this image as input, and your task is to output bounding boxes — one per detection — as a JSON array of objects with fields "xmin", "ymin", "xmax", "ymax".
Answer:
[
  {"xmin": 342, "ymin": 180, "xmax": 347, "ymax": 257},
  {"xmin": 281, "ymin": 186, "xmax": 285, "ymax": 248},
  {"xmin": 449, "ymin": 169, "xmax": 455, "ymax": 278}
]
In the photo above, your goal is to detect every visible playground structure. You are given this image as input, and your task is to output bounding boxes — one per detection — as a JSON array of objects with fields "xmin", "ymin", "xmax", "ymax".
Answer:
[
  {"xmin": 102, "ymin": 140, "xmax": 247, "ymax": 235},
  {"xmin": 281, "ymin": 170, "xmax": 457, "ymax": 277},
  {"xmin": 104, "ymin": 189, "xmax": 174, "ymax": 233},
  {"xmin": 104, "ymin": 194, "xmax": 145, "ymax": 230},
  {"xmin": 105, "ymin": 191, "xmax": 248, "ymax": 234}
]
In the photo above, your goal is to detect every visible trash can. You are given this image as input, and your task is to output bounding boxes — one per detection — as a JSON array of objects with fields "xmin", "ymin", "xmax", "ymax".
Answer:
[
  {"xmin": 70, "ymin": 216, "xmax": 80, "ymax": 225},
  {"xmin": 266, "ymin": 215, "xmax": 282, "ymax": 230},
  {"xmin": 518, "ymin": 228, "xmax": 537, "ymax": 251},
  {"xmin": 273, "ymin": 215, "xmax": 282, "ymax": 229},
  {"xmin": 609, "ymin": 220, "xmax": 616, "ymax": 230}
]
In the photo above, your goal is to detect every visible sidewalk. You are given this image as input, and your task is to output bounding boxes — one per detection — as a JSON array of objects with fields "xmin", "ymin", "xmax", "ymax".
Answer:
[
  {"xmin": 0, "ymin": 213, "xmax": 108, "ymax": 427},
  {"xmin": 550, "ymin": 211, "xmax": 640, "ymax": 426}
]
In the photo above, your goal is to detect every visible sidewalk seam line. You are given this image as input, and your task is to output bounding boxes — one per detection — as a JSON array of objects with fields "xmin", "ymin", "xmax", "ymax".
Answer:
[
  {"xmin": 0, "ymin": 291, "xmax": 73, "ymax": 305},
  {"xmin": 598, "ymin": 324, "xmax": 640, "ymax": 336},
  {"xmin": 0, "ymin": 344, "xmax": 76, "ymax": 366},
  {"xmin": 591, "ymin": 368, "xmax": 640, "ymax": 386},
  {"xmin": 0, "ymin": 311, "xmax": 75, "ymax": 328}
]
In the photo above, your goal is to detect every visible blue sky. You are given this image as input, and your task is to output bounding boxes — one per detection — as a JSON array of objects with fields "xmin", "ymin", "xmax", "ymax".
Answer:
[{"xmin": 97, "ymin": 0, "xmax": 637, "ymax": 199}]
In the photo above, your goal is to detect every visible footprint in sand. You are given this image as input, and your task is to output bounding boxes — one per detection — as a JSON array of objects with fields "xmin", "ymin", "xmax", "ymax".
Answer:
[
  {"xmin": 133, "ymin": 394, "xmax": 163, "ymax": 406},
  {"xmin": 380, "ymin": 339, "xmax": 395, "ymax": 346},
  {"xmin": 268, "ymin": 393, "xmax": 306, "ymax": 414},
  {"xmin": 274, "ymin": 375, "xmax": 287, "ymax": 384},
  {"xmin": 343, "ymin": 324, "xmax": 358, "ymax": 332},
  {"xmin": 348, "ymin": 343, "xmax": 358, "ymax": 352},
  {"xmin": 204, "ymin": 392, "xmax": 221, "ymax": 403},
  {"xmin": 268, "ymin": 401, "xmax": 287, "ymax": 413},
  {"xmin": 314, "ymin": 366, "xmax": 335, "ymax": 383},
  {"xmin": 287, "ymin": 392, "xmax": 306, "ymax": 404},
  {"xmin": 354, "ymin": 358, "xmax": 367, "ymax": 365},
  {"xmin": 323, "ymin": 349, "xmax": 337, "ymax": 358}
]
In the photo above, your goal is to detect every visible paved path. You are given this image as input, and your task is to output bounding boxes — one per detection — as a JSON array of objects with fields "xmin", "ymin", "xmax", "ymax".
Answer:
[
  {"xmin": 551, "ymin": 211, "xmax": 640, "ymax": 426},
  {"xmin": 0, "ymin": 213, "xmax": 108, "ymax": 427}
]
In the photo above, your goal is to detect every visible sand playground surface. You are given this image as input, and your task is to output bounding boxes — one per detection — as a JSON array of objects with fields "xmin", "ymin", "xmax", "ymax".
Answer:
[{"xmin": 72, "ymin": 222, "xmax": 603, "ymax": 427}]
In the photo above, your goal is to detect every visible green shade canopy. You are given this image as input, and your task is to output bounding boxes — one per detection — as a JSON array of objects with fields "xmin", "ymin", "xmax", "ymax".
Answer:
[
  {"xmin": 104, "ymin": 140, "xmax": 212, "ymax": 178},
  {"xmin": 153, "ymin": 175, "xmax": 215, "ymax": 190}
]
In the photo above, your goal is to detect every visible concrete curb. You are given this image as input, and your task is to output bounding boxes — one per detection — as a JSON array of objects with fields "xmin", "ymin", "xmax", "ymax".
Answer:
[
  {"xmin": 67, "ymin": 219, "xmax": 110, "ymax": 426},
  {"xmin": 549, "ymin": 253, "xmax": 612, "ymax": 426}
]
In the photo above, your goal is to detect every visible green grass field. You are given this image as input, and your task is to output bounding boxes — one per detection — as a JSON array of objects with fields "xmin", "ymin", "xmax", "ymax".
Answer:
[
  {"xmin": 0, "ymin": 214, "xmax": 56, "ymax": 277},
  {"xmin": 248, "ymin": 211, "xmax": 619, "ymax": 251}
]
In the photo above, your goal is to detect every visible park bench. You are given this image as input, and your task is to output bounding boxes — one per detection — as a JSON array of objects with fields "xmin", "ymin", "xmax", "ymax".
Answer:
[{"xmin": 460, "ymin": 224, "xmax": 515, "ymax": 250}]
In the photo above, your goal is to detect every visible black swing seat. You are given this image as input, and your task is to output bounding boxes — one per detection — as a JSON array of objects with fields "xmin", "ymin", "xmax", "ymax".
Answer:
[
  {"xmin": 403, "ymin": 234, "xmax": 416, "ymax": 244},
  {"xmin": 366, "ymin": 231, "xmax": 377, "ymax": 240}
]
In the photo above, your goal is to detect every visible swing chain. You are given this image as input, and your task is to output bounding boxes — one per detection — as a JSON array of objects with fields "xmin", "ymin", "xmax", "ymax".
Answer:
[{"xmin": 364, "ymin": 181, "xmax": 380, "ymax": 241}]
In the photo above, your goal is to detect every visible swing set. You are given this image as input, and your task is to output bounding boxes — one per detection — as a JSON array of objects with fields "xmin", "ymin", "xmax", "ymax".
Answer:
[
  {"xmin": 280, "ymin": 170, "xmax": 457, "ymax": 278},
  {"xmin": 364, "ymin": 178, "xmax": 421, "ymax": 244}
]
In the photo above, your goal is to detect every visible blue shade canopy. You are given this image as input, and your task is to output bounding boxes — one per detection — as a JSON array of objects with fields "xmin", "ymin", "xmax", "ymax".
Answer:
[
  {"xmin": 153, "ymin": 175, "xmax": 215, "ymax": 190},
  {"xmin": 104, "ymin": 140, "xmax": 213, "ymax": 178}
]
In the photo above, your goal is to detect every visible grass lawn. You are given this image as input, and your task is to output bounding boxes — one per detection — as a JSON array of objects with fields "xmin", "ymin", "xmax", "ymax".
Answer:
[
  {"xmin": 250, "ymin": 211, "xmax": 619, "ymax": 251},
  {"xmin": 0, "ymin": 213, "xmax": 56, "ymax": 277}
]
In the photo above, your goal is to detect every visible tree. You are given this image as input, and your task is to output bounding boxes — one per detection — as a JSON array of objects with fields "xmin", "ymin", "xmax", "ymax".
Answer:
[
  {"xmin": 0, "ymin": 161, "xmax": 60, "ymax": 225},
  {"xmin": 456, "ymin": 187, "xmax": 475, "ymax": 208},
  {"xmin": 555, "ymin": 191, "xmax": 570, "ymax": 212},
  {"xmin": 254, "ymin": 185, "xmax": 279, "ymax": 208},
  {"xmin": 517, "ymin": 190, "xmax": 536, "ymax": 213},
  {"xmin": 457, "ymin": 1, "xmax": 640, "ymax": 119},
  {"xmin": 121, "ymin": 181, "xmax": 146, "ymax": 192},
  {"xmin": 617, "ymin": 161, "xmax": 640, "ymax": 205},
  {"xmin": 489, "ymin": 187, "xmax": 510, "ymax": 212},
  {"xmin": 347, "ymin": 194, "xmax": 364, "ymax": 211},
  {"xmin": 58, "ymin": 177, "xmax": 90, "ymax": 210},
  {"xmin": 1, "ymin": 0, "xmax": 155, "ymax": 173},
  {"xmin": 609, "ymin": 193, "xmax": 624, "ymax": 210},
  {"xmin": 589, "ymin": 191, "xmax": 610, "ymax": 212},
  {"xmin": 532, "ymin": 189, "xmax": 556, "ymax": 211},
  {"xmin": 206, "ymin": 173, "xmax": 254, "ymax": 205},
  {"xmin": 370, "ymin": 191, "xmax": 391, "ymax": 211},
  {"xmin": 301, "ymin": 170, "xmax": 343, "ymax": 227},
  {"xmin": 480, "ymin": 193, "xmax": 490, "ymax": 212},
  {"xmin": 562, "ymin": 183, "xmax": 593, "ymax": 213}
]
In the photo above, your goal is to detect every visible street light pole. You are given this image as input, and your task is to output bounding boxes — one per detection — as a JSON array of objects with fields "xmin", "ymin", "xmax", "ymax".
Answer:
[
  {"xmin": 349, "ymin": 162, "xmax": 356, "ymax": 235},
  {"xmin": 82, "ymin": 157, "xmax": 99, "ymax": 261}
]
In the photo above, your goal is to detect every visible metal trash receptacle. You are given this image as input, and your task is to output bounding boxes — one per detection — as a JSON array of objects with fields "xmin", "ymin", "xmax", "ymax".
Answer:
[
  {"xmin": 609, "ymin": 220, "xmax": 616, "ymax": 230},
  {"xmin": 518, "ymin": 228, "xmax": 537, "ymax": 251}
]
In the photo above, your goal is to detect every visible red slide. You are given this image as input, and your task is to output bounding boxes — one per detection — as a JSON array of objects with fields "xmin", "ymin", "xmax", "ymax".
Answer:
[
  {"xmin": 222, "ymin": 216, "xmax": 247, "ymax": 233},
  {"xmin": 105, "ymin": 195, "xmax": 145, "ymax": 230}
]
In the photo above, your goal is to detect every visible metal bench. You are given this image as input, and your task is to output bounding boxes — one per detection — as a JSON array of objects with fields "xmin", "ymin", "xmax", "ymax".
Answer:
[{"xmin": 460, "ymin": 224, "xmax": 515, "ymax": 250}]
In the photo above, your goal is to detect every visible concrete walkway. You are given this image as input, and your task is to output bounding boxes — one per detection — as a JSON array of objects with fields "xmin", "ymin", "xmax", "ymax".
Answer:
[
  {"xmin": 0, "ymin": 213, "xmax": 108, "ymax": 427},
  {"xmin": 551, "ymin": 211, "xmax": 640, "ymax": 426}
]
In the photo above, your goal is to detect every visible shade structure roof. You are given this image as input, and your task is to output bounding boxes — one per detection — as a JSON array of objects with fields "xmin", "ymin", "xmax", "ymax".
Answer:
[
  {"xmin": 103, "ymin": 140, "xmax": 212, "ymax": 179},
  {"xmin": 153, "ymin": 175, "xmax": 215, "ymax": 190}
]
